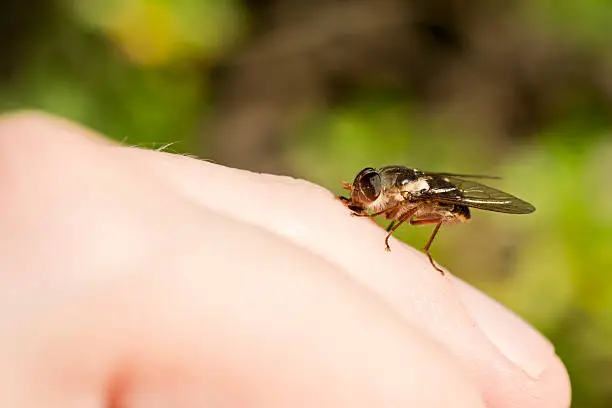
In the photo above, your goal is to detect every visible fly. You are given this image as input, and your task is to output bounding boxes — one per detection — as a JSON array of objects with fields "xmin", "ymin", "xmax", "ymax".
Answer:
[{"xmin": 339, "ymin": 165, "xmax": 535, "ymax": 274}]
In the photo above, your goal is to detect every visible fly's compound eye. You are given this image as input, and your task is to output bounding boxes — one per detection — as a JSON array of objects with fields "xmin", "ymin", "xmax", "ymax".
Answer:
[{"xmin": 352, "ymin": 168, "xmax": 381, "ymax": 204}]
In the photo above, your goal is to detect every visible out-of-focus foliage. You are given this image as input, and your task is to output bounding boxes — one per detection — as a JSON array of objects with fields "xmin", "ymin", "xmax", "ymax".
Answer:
[
  {"xmin": 523, "ymin": 0, "xmax": 612, "ymax": 49},
  {"xmin": 1, "ymin": 0, "xmax": 611, "ymax": 406},
  {"xmin": 69, "ymin": 0, "xmax": 246, "ymax": 65}
]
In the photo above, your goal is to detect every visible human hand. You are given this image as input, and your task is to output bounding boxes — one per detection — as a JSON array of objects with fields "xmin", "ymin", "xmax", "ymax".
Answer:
[{"xmin": 0, "ymin": 112, "xmax": 570, "ymax": 407}]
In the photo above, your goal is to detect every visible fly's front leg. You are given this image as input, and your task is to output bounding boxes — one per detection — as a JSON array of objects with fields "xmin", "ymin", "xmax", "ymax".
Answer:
[
  {"xmin": 336, "ymin": 195, "xmax": 367, "ymax": 216},
  {"xmin": 350, "ymin": 203, "xmax": 404, "ymax": 219}
]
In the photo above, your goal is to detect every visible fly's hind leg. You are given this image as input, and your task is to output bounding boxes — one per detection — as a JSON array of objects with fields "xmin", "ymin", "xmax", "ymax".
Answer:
[{"xmin": 410, "ymin": 217, "xmax": 445, "ymax": 274}]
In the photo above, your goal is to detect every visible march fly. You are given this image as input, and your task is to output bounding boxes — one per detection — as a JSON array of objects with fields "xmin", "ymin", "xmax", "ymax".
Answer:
[{"xmin": 339, "ymin": 165, "xmax": 535, "ymax": 274}]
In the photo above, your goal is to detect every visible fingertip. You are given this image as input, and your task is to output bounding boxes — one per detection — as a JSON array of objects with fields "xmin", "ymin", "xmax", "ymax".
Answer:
[
  {"xmin": 450, "ymin": 277, "xmax": 555, "ymax": 378},
  {"xmin": 541, "ymin": 355, "xmax": 572, "ymax": 408}
]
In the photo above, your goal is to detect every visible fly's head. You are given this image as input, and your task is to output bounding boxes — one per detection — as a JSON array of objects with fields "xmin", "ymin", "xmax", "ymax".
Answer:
[{"xmin": 348, "ymin": 167, "xmax": 383, "ymax": 211}]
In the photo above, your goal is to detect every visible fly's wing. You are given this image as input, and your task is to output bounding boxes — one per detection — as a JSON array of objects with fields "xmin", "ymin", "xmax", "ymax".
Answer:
[
  {"xmin": 426, "ymin": 172, "xmax": 502, "ymax": 180},
  {"xmin": 428, "ymin": 176, "xmax": 536, "ymax": 214}
]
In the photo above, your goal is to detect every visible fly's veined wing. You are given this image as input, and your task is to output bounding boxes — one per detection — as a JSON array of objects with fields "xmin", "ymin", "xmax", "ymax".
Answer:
[
  {"xmin": 426, "ymin": 172, "xmax": 502, "ymax": 180},
  {"xmin": 431, "ymin": 176, "xmax": 536, "ymax": 214}
]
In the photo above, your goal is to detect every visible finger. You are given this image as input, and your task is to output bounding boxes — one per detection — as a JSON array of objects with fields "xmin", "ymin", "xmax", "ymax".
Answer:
[
  {"xmin": 116, "ymin": 144, "xmax": 571, "ymax": 407},
  {"xmin": 15, "ymin": 211, "xmax": 485, "ymax": 408},
  {"xmin": 0, "ymin": 112, "xmax": 485, "ymax": 407}
]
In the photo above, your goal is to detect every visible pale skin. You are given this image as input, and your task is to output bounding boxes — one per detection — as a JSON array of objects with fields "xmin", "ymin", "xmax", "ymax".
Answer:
[{"xmin": 0, "ymin": 112, "xmax": 570, "ymax": 408}]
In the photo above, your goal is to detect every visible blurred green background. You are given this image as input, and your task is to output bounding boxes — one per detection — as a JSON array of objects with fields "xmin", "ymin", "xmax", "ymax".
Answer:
[{"xmin": 1, "ymin": 0, "xmax": 611, "ymax": 405}]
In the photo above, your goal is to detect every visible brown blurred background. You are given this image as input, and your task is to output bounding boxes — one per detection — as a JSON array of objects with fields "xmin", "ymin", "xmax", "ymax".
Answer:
[{"xmin": 1, "ymin": 1, "xmax": 611, "ymax": 405}]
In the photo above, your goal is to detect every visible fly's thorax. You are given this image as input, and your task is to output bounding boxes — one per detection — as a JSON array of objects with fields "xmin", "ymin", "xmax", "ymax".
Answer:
[
  {"xmin": 399, "ymin": 177, "xmax": 432, "ymax": 200},
  {"xmin": 376, "ymin": 166, "xmax": 424, "ymax": 201},
  {"xmin": 399, "ymin": 173, "xmax": 463, "ymax": 201}
]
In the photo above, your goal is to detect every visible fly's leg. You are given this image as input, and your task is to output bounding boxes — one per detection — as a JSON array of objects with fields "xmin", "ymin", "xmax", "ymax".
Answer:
[
  {"xmin": 351, "ymin": 204, "xmax": 403, "ymax": 218},
  {"xmin": 384, "ymin": 208, "xmax": 419, "ymax": 251},
  {"xmin": 410, "ymin": 218, "xmax": 445, "ymax": 274},
  {"xmin": 338, "ymin": 196, "xmax": 350, "ymax": 204},
  {"xmin": 424, "ymin": 222, "xmax": 444, "ymax": 274},
  {"xmin": 337, "ymin": 195, "xmax": 367, "ymax": 216},
  {"xmin": 384, "ymin": 207, "xmax": 403, "ymax": 231},
  {"xmin": 384, "ymin": 218, "xmax": 406, "ymax": 251}
]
